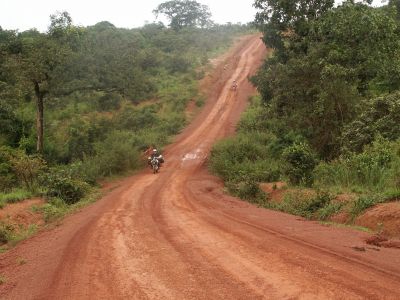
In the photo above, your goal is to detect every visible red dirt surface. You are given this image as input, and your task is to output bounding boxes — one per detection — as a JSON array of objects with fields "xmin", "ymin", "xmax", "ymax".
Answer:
[
  {"xmin": 0, "ymin": 198, "xmax": 44, "ymax": 228},
  {"xmin": 260, "ymin": 182, "xmax": 286, "ymax": 203},
  {"xmin": 1, "ymin": 35, "xmax": 400, "ymax": 299},
  {"xmin": 356, "ymin": 201, "xmax": 400, "ymax": 238}
]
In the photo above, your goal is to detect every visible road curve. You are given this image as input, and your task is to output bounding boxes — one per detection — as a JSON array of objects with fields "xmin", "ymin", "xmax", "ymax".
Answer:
[{"xmin": 1, "ymin": 35, "xmax": 400, "ymax": 300}]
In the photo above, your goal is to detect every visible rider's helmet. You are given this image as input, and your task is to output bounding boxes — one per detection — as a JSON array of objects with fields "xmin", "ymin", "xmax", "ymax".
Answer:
[{"xmin": 153, "ymin": 149, "xmax": 157, "ymax": 153}]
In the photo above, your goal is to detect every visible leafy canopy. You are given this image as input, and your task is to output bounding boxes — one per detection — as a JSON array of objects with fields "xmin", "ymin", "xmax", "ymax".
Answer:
[{"xmin": 153, "ymin": 0, "xmax": 213, "ymax": 30}]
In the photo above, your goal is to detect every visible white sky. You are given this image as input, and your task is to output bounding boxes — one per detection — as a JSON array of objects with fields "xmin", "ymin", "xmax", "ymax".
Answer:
[
  {"xmin": 1, "ymin": 0, "xmax": 257, "ymax": 32},
  {"xmin": 1, "ymin": 0, "xmax": 386, "ymax": 32}
]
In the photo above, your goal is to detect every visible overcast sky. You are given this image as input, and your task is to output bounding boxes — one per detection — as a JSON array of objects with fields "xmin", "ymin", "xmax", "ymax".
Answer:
[
  {"xmin": 1, "ymin": 0, "xmax": 387, "ymax": 32},
  {"xmin": 1, "ymin": 0, "xmax": 258, "ymax": 32}
]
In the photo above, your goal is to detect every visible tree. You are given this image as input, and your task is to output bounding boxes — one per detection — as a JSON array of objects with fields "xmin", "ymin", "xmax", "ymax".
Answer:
[
  {"xmin": 253, "ymin": 0, "xmax": 334, "ymax": 58},
  {"xmin": 153, "ymin": 0, "xmax": 213, "ymax": 30},
  {"xmin": 5, "ymin": 12, "xmax": 76, "ymax": 154},
  {"xmin": 253, "ymin": 1, "xmax": 400, "ymax": 159}
]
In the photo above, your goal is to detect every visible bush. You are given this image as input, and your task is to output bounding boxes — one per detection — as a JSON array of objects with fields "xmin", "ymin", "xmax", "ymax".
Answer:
[
  {"xmin": 226, "ymin": 177, "xmax": 267, "ymax": 205},
  {"xmin": 341, "ymin": 92, "xmax": 400, "ymax": 153},
  {"xmin": 3, "ymin": 147, "xmax": 46, "ymax": 191},
  {"xmin": 41, "ymin": 168, "xmax": 89, "ymax": 204},
  {"xmin": 350, "ymin": 195, "xmax": 382, "ymax": 219},
  {"xmin": 0, "ymin": 189, "xmax": 33, "ymax": 208},
  {"xmin": 316, "ymin": 202, "xmax": 343, "ymax": 221},
  {"xmin": 36, "ymin": 198, "xmax": 68, "ymax": 222},
  {"xmin": 315, "ymin": 138, "xmax": 400, "ymax": 192},
  {"xmin": 282, "ymin": 143, "xmax": 317, "ymax": 186},
  {"xmin": 90, "ymin": 131, "xmax": 142, "ymax": 177},
  {"xmin": 277, "ymin": 190, "xmax": 333, "ymax": 219},
  {"xmin": 0, "ymin": 147, "xmax": 17, "ymax": 192},
  {"xmin": 0, "ymin": 223, "xmax": 14, "ymax": 244},
  {"xmin": 96, "ymin": 93, "xmax": 122, "ymax": 111}
]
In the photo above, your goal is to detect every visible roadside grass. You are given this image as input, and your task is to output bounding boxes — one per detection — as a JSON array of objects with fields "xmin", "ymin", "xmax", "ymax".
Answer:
[
  {"xmin": 0, "ymin": 189, "xmax": 34, "ymax": 209},
  {"xmin": 0, "ymin": 188, "xmax": 101, "ymax": 250},
  {"xmin": 0, "ymin": 223, "xmax": 38, "ymax": 247},
  {"xmin": 31, "ymin": 188, "xmax": 101, "ymax": 224},
  {"xmin": 319, "ymin": 221, "xmax": 372, "ymax": 233}
]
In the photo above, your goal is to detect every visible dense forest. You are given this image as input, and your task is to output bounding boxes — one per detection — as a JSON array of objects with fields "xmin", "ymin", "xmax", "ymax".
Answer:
[
  {"xmin": 0, "ymin": 1, "xmax": 252, "ymax": 210},
  {"xmin": 210, "ymin": 0, "xmax": 400, "ymax": 222}
]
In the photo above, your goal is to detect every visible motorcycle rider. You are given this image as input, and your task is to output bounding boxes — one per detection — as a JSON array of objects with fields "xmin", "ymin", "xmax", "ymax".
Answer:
[
  {"xmin": 232, "ymin": 80, "xmax": 238, "ymax": 91},
  {"xmin": 148, "ymin": 149, "xmax": 164, "ymax": 168}
]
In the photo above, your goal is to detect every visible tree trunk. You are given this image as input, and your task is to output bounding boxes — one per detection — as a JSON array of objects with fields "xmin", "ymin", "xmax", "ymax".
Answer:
[{"xmin": 34, "ymin": 81, "xmax": 44, "ymax": 154}]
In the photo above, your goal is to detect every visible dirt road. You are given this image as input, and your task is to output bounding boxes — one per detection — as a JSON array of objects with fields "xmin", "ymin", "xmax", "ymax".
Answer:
[{"xmin": 1, "ymin": 35, "xmax": 400, "ymax": 300}]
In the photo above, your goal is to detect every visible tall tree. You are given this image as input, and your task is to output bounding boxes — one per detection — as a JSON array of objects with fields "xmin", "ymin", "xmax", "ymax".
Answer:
[
  {"xmin": 7, "ymin": 12, "xmax": 75, "ymax": 153},
  {"xmin": 253, "ymin": 0, "xmax": 334, "ymax": 59},
  {"xmin": 153, "ymin": 0, "xmax": 213, "ymax": 30}
]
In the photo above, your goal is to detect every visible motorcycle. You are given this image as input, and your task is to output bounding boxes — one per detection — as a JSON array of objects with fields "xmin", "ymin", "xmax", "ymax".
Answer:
[
  {"xmin": 150, "ymin": 156, "xmax": 160, "ymax": 174},
  {"xmin": 148, "ymin": 155, "xmax": 164, "ymax": 174},
  {"xmin": 231, "ymin": 81, "xmax": 238, "ymax": 91}
]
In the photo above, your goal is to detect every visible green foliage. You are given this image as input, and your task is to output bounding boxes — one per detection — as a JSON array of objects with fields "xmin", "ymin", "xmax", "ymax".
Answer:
[
  {"xmin": 35, "ymin": 198, "xmax": 69, "ymax": 222},
  {"xmin": 316, "ymin": 201, "xmax": 343, "ymax": 221},
  {"xmin": 315, "ymin": 138, "xmax": 400, "ymax": 192},
  {"xmin": 253, "ymin": 1, "xmax": 400, "ymax": 159},
  {"xmin": 349, "ymin": 195, "xmax": 382, "ymax": 219},
  {"xmin": 0, "ymin": 147, "xmax": 46, "ymax": 191},
  {"xmin": 96, "ymin": 93, "xmax": 122, "ymax": 111},
  {"xmin": 282, "ymin": 143, "xmax": 317, "ymax": 186},
  {"xmin": 226, "ymin": 177, "xmax": 267, "ymax": 205},
  {"xmin": 153, "ymin": 0, "xmax": 213, "ymax": 30},
  {"xmin": 210, "ymin": 132, "xmax": 282, "ymax": 183},
  {"xmin": 0, "ymin": 13, "xmax": 251, "ymax": 203},
  {"xmin": 0, "ymin": 189, "xmax": 33, "ymax": 209},
  {"xmin": 0, "ymin": 223, "xmax": 14, "ymax": 244},
  {"xmin": 0, "ymin": 147, "xmax": 16, "ymax": 192},
  {"xmin": 40, "ymin": 167, "xmax": 89, "ymax": 204},
  {"xmin": 342, "ymin": 92, "xmax": 400, "ymax": 153},
  {"xmin": 274, "ymin": 190, "xmax": 334, "ymax": 219}
]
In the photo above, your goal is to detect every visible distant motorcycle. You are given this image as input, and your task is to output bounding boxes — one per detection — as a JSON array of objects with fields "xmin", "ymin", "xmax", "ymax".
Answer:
[
  {"xmin": 231, "ymin": 80, "xmax": 238, "ymax": 91},
  {"xmin": 148, "ymin": 155, "xmax": 164, "ymax": 174},
  {"xmin": 150, "ymin": 157, "xmax": 160, "ymax": 174}
]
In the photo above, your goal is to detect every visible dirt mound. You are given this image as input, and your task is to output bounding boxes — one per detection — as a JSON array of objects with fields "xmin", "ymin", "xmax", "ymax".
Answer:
[
  {"xmin": 0, "ymin": 198, "xmax": 44, "ymax": 228},
  {"xmin": 260, "ymin": 182, "xmax": 286, "ymax": 203},
  {"xmin": 356, "ymin": 201, "xmax": 400, "ymax": 238},
  {"xmin": 365, "ymin": 234, "xmax": 400, "ymax": 249}
]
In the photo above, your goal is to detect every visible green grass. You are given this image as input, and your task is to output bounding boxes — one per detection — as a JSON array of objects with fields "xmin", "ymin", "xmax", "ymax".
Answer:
[
  {"xmin": 32, "ymin": 188, "xmax": 101, "ymax": 223},
  {"xmin": 319, "ymin": 221, "xmax": 372, "ymax": 233},
  {"xmin": 0, "ymin": 189, "xmax": 33, "ymax": 209}
]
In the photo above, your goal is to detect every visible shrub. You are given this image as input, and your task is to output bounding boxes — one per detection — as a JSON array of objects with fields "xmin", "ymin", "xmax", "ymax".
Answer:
[
  {"xmin": 0, "ymin": 147, "xmax": 17, "ymax": 192},
  {"xmin": 275, "ymin": 190, "xmax": 334, "ymax": 219},
  {"xmin": 282, "ymin": 143, "xmax": 317, "ymax": 186},
  {"xmin": 350, "ymin": 195, "xmax": 382, "ymax": 219},
  {"xmin": 0, "ymin": 223, "xmax": 14, "ymax": 244},
  {"xmin": 40, "ymin": 168, "xmax": 89, "ymax": 204},
  {"xmin": 35, "ymin": 198, "xmax": 68, "ymax": 222},
  {"xmin": 0, "ymin": 189, "xmax": 33, "ymax": 208},
  {"xmin": 316, "ymin": 202, "xmax": 343, "ymax": 221},
  {"xmin": 6, "ymin": 149, "xmax": 46, "ymax": 191},
  {"xmin": 342, "ymin": 92, "xmax": 400, "ymax": 153},
  {"xmin": 226, "ymin": 178, "xmax": 266, "ymax": 205},
  {"xmin": 315, "ymin": 138, "xmax": 400, "ymax": 192},
  {"xmin": 96, "ymin": 92, "xmax": 122, "ymax": 111}
]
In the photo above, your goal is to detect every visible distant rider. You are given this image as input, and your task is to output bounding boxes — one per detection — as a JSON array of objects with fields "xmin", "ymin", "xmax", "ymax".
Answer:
[
  {"xmin": 148, "ymin": 149, "xmax": 164, "ymax": 168},
  {"xmin": 232, "ymin": 80, "xmax": 238, "ymax": 91}
]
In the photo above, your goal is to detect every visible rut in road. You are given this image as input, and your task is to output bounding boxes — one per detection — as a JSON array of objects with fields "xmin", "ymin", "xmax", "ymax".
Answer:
[{"xmin": 1, "ymin": 35, "xmax": 400, "ymax": 300}]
